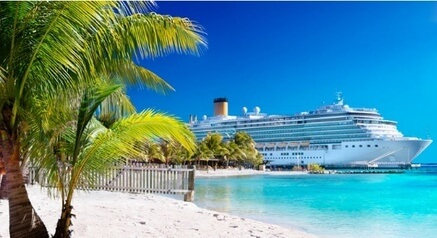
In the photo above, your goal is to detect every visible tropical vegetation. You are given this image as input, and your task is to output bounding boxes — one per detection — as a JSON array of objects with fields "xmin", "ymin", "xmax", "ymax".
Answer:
[
  {"xmin": 308, "ymin": 163, "xmax": 325, "ymax": 174},
  {"xmin": 0, "ymin": 1, "xmax": 205, "ymax": 237},
  {"xmin": 140, "ymin": 131, "xmax": 263, "ymax": 169},
  {"xmin": 193, "ymin": 132, "xmax": 263, "ymax": 168}
]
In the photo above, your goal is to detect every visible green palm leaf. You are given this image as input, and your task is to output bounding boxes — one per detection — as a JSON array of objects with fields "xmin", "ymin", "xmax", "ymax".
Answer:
[
  {"xmin": 109, "ymin": 60, "xmax": 174, "ymax": 93},
  {"xmin": 69, "ymin": 110, "xmax": 195, "ymax": 190},
  {"xmin": 74, "ymin": 83, "xmax": 122, "ymax": 162}
]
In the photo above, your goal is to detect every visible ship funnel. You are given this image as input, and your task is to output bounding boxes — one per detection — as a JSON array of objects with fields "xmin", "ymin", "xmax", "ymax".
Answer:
[{"xmin": 213, "ymin": 97, "xmax": 228, "ymax": 116}]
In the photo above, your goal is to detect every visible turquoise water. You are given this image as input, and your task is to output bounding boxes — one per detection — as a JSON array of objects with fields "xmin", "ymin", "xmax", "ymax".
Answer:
[{"xmin": 194, "ymin": 168, "xmax": 437, "ymax": 238}]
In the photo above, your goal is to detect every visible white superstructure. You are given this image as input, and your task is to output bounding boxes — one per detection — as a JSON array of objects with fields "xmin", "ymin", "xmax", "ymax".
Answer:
[{"xmin": 188, "ymin": 94, "xmax": 432, "ymax": 168}]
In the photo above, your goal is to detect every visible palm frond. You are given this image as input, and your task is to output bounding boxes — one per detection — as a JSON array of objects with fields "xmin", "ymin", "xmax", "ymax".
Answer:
[
  {"xmin": 74, "ymin": 83, "xmax": 122, "ymax": 162},
  {"xmin": 66, "ymin": 110, "xmax": 195, "ymax": 190},
  {"xmin": 85, "ymin": 12, "xmax": 207, "ymax": 79},
  {"xmin": 109, "ymin": 60, "xmax": 174, "ymax": 93},
  {"xmin": 115, "ymin": 1, "xmax": 156, "ymax": 16},
  {"xmin": 96, "ymin": 77, "xmax": 137, "ymax": 125},
  {"xmin": 0, "ymin": 66, "xmax": 6, "ymax": 83},
  {"xmin": 114, "ymin": 12, "xmax": 207, "ymax": 59},
  {"xmin": 2, "ymin": 2, "xmax": 121, "ymax": 130}
]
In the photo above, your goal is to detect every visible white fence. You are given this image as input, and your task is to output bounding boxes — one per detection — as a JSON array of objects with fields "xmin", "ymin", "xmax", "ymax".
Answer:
[{"xmin": 28, "ymin": 163, "xmax": 196, "ymax": 201}]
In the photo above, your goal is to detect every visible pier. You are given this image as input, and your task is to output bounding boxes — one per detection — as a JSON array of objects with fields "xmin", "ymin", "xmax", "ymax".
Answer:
[{"xmin": 329, "ymin": 170, "xmax": 405, "ymax": 174}]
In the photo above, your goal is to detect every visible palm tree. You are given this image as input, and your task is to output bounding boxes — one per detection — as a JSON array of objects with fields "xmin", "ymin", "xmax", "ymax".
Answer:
[
  {"xmin": 195, "ymin": 142, "xmax": 214, "ymax": 167},
  {"xmin": 0, "ymin": 1, "xmax": 205, "ymax": 237},
  {"xmin": 225, "ymin": 140, "xmax": 246, "ymax": 167},
  {"xmin": 217, "ymin": 141, "xmax": 230, "ymax": 167},
  {"xmin": 160, "ymin": 140, "xmax": 178, "ymax": 165},
  {"xmin": 0, "ymin": 2, "xmax": 100, "ymax": 235},
  {"xmin": 234, "ymin": 131, "xmax": 255, "ymax": 149},
  {"xmin": 0, "ymin": 160, "xmax": 6, "ymax": 199},
  {"xmin": 197, "ymin": 133, "xmax": 226, "ymax": 170},
  {"xmin": 203, "ymin": 133, "xmax": 224, "ymax": 158},
  {"xmin": 30, "ymin": 82, "xmax": 197, "ymax": 237},
  {"xmin": 175, "ymin": 144, "xmax": 195, "ymax": 165},
  {"xmin": 230, "ymin": 131, "xmax": 262, "ymax": 167},
  {"xmin": 142, "ymin": 141, "xmax": 164, "ymax": 163},
  {"xmin": 160, "ymin": 141, "xmax": 194, "ymax": 165}
]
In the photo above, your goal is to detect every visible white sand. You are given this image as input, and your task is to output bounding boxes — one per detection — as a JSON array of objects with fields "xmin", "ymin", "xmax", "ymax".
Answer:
[
  {"xmin": 195, "ymin": 168, "xmax": 265, "ymax": 177},
  {"xmin": 195, "ymin": 168, "xmax": 310, "ymax": 177},
  {"xmin": 0, "ymin": 185, "xmax": 316, "ymax": 238}
]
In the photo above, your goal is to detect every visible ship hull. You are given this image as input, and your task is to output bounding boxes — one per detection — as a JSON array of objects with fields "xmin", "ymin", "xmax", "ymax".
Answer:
[{"xmin": 263, "ymin": 139, "xmax": 432, "ymax": 168}]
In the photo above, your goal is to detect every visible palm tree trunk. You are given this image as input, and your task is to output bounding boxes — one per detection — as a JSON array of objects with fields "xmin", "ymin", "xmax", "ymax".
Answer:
[
  {"xmin": 0, "ymin": 155, "xmax": 7, "ymax": 199},
  {"xmin": 0, "ymin": 174, "xmax": 7, "ymax": 200},
  {"xmin": 54, "ymin": 167, "xmax": 77, "ymax": 238},
  {"xmin": 1, "ymin": 130, "xmax": 49, "ymax": 238},
  {"xmin": 53, "ymin": 202, "xmax": 73, "ymax": 238}
]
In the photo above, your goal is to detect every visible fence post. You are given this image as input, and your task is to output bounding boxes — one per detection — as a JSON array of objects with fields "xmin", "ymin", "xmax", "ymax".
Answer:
[{"xmin": 184, "ymin": 165, "xmax": 195, "ymax": 202}]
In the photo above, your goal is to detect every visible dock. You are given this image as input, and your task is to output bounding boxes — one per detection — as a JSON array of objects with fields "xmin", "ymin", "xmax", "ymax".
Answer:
[{"xmin": 331, "ymin": 170, "xmax": 405, "ymax": 174}]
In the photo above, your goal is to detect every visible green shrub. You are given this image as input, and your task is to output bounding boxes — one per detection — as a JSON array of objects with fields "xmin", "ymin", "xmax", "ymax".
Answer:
[{"xmin": 308, "ymin": 163, "xmax": 324, "ymax": 174}]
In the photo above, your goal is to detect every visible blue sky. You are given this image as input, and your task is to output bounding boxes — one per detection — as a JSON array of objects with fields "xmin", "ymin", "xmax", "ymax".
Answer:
[{"xmin": 128, "ymin": 2, "xmax": 437, "ymax": 163}]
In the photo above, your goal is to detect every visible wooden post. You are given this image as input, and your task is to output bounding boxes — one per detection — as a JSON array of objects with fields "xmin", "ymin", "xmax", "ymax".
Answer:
[{"xmin": 184, "ymin": 165, "xmax": 195, "ymax": 202}]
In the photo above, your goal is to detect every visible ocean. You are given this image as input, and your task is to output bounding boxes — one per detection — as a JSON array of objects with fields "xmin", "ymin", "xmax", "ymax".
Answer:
[{"xmin": 194, "ymin": 167, "xmax": 437, "ymax": 238}]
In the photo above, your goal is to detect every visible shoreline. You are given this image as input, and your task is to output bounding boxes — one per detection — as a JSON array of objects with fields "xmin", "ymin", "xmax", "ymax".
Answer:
[
  {"xmin": 195, "ymin": 168, "xmax": 310, "ymax": 178},
  {"xmin": 0, "ymin": 185, "xmax": 316, "ymax": 238}
]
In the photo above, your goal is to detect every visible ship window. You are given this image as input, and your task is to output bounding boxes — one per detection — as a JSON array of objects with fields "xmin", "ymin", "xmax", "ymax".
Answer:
[
  {"xmin": 367, "ymin": 145, "xmax": 371, "ymax": 147},
  {"xmin": 375, "ymin": 145, "xmax": 379, "ymax": 147},
  {"xmin": 352, "ymin": 145, "xmax": 355, "ymax": 148},
  {"xmin": 359, "ymin": 145, "xmax": 362, "ymax": 147}
]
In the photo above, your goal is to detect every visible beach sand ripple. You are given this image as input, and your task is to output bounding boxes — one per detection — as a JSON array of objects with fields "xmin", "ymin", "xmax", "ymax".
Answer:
[{"xmin": 0, "ymin": 184, "xmax": 315, "ymax": 238}]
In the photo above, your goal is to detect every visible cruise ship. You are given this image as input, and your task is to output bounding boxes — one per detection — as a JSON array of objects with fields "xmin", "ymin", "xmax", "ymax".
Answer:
[{"xmin": 188, "ymin": 94, "xmax": 432, "ymax": 168}]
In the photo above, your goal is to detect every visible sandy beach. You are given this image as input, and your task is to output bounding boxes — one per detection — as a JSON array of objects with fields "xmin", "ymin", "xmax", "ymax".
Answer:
[
  {"xmin": 195, "ymin": 168, "xmax": 310, "ymax": 177},
  {"xmin": 0, "ymin": 183, "xmax": 316, "ymax": 238}
]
